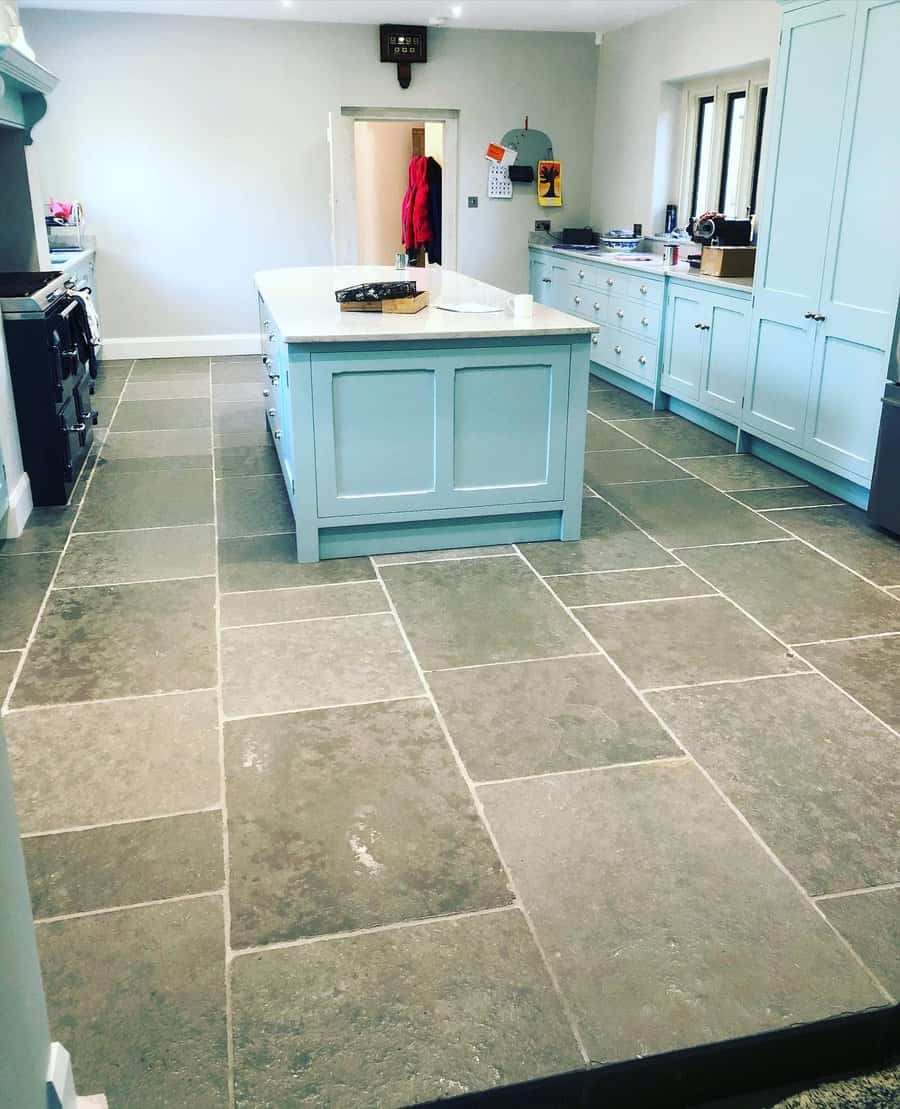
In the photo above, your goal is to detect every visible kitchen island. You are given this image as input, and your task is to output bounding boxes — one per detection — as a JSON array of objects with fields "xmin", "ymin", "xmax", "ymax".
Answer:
[{"xmin": 254, "ymin": 266, "xmax": 596, "ymax": 562}]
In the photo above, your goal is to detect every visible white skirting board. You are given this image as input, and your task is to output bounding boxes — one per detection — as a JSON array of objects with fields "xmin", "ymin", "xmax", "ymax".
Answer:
[
  {"xmin": 47, "ymin": 1041, "xmax": 108, "ymax": 1108},
  {"xmin": 99, "ymin": 333, "xmax": 262, "ymax": 360},
  {"xmin": 2, "ymin": 470, "xmax": 32, "ymax": 539}
]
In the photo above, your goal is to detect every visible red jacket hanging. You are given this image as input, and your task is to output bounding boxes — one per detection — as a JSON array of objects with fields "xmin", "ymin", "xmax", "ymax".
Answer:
[{"xmin": 401, "ymin": 155, "xmax": 433, "ymax": 252}]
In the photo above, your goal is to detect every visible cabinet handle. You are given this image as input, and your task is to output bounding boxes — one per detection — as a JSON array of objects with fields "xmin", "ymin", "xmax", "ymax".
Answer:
[
  {"xmin": 262, "ymin": 355, "xmax": 272, "ymax": 367},
  {"xmin": 263, "ymin": 319, "xmax": 270, "ymax": 329},
  {"xmin": 273, "ymin": 429, "xmax": 282, "ymax": 440},
  {"xmin": 641, "ymin": 316, "xmax": 649, "ymax": 326},
  {"xmin": 268, "ymin": 372, "xmax": 280, "ymax": 384},
  {"xmin": 541, "ymin": 277, "xmax": 552, "ymax": 283},
  {"xmin": 574, "ymin": 295, "xmax": 582, "ymax": 305},
  {"xmin": 614, "ymin": 344, "xmax": 623, "ymax": 354},
  {"xmin": 268, "ymin": 407, "xmax": 276, "ymax": 417},
  {"xmin": 616, "ymin": 308, "xmax": 624, "ymax": 319},
  {"xmin": 593, "ymin": 301, "xmax": 601, "ymax": 311},
  {"xmin": 695, "ymin": 322, "xmax": 710, "ymax": 330},
  {"xmin": 262, "ymin": 389, "xmax": 270, "ymax": 397},
  {"xmin": 591, "ymin": 334, "xmax": 599, "ymax": 345},
  {"xmin": 804, "ymin": 312, "xmax": 826, "ymax": 322},
  {"xmin": 578, "ymin": 269, "xmax": 585, "ymax": 278},
  {"xmin": 62, "ymin": 421, "xmax": 86, "ymax": 434},
  {"xmin": 639, "ymin": 285, "xmax": 648, "ymax": 294},
  {"xmin": 606, "ymin": 278, "xmax": 614, "ymax": 286},
  {"xmin": 638, "ymin": 354, "xmax": 647, "ymax": 365}
]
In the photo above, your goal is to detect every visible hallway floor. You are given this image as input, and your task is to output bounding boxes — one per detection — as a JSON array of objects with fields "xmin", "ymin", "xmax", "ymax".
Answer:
[{"xmin": 2, "ymin": 359, "xmax": 898, "ymax": 1107}]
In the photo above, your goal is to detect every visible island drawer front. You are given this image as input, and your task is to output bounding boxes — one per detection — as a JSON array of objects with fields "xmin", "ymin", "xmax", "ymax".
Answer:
[{"xmin": 310, "ymin": 345, "xmax": 573, "ymax": 518}]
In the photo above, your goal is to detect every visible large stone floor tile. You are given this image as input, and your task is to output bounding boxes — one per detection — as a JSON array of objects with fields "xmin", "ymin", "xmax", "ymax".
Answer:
[
  {"xmin": 0, "ymin": 650, "xmax": 19, "ymax": 700},
  {"xmin": 0, "ymin": 506, "xmax": 76, "ymax": 554},
  {"xmin": 231, "ymin": 909, "xmax": 582, "ymax": 1107},
  {"xmin": 222, "ymin": 611, "xmax": 421, "ymax": 717},
  {"xmin": 226, "ymin": 698, "xmax": 510, "ymax": 946},
  {"xmin": 648, "ymin": 674, "xmax": 900, "ymax": 895},
  {"xmin": 676, "ymin": 454, "xmax": 802, "ymax": 491},
  {"xmin": 585, "ymin": 416, "xmax": 640, "ymax": 451},
  {"xmin": 57, "ymin": 524, "xmax": 215, "ymax": 586},
  {"xmin": 600, "ymin": 480, "xmax": 784, "ymax": 549},
  {"xmin": 12, "ymin": 578, "xmax": 216, "ymax": 707},
  {"xmin": 430, "ymin": 655, "xmax": 678, "ymax": 781},
  {"xmin": 800, "ymin": 635, "xmax": 900, "ymax": 730},
  {"xmin": 578, "ymin": 595, "xmax": 804, "ymax": 690},
  {"xmin": 123, "ymin": 375, "xmax": 209, "ymax": 400},
  {"xmin": 212, "ymin": 360, "xmax": 262, "ymax": 384},
  {"xmin": 480, "ymin": 761, "xmax": 886, "ymax": 1064},
  {"xmin": 819, "ymin": 889, "xmax": 900, "ymax": 998},
  {"xmin": 547, "ymin": 565, "xmax": 711, "ymax": 607},
  {"xmin": 520, "ymin": 497, "xmax": 676, "ymax": 576},
  {"xmin": 381, "ymin": 557, "xmax": 592, "ymax": 669},
  {"xmin": 213, "ymin": 402, "xmax": 267, "ymax": 438},
  {"xmin": 37, "ymin": 896, "xmax": 227, "ymax": 1107},
  {"xmin": 373, "ymin": 545, "xmax": 514, "ymax": 565},
  {"xmin": 213, "ymin": 382, "xmax": 263, "ymax": 403},
  {"xmin": 588, "ymin": 386, "xmax": 659, "ymax": 420},
  {"xmin": 214, "ymin": 442, "xmax": 279, "ymax": 478},
  {"xmin": 76, "ymin": 467, "xmax": 213, "ymax": 532},
  {"xmin": 617, "ymin": 415, "xmax": 735, "ymax": 458},
  {"xmin": 218, "ymin": 532, "xmax": 373, "ymax": 592},
  {"xmin": 767, "ymin": 504, "xmax": 900, "ymax": 586},
  {"xmin": 730, "ymin": 484, "xmax": 844, "ymax": 510},
  {"xmin": 25, "ymin": 810, "xmax": 223, "ymax": 918},
  {"xmin": 129, "ymin": 356, "xmax": 210, "ymax": 378},
  {"xmin": 216, "ymin": 473, "xmax": 292, "ymax": 538},
  {"xmin": 584, "ymin": 449, "xmax": 689, "ymax": 486},
  {"xmin": 100, "ymin": 428, "xmax": 212, "ymax": 467},
  {"xmin": 680, "ymin": 541, "xmax": 900, "ymax": 643},
  {"xmin": 0, "ymin": 552, "xmax": 57, "ymax": 650},
  {"xmin": 112, "ymin": 398, "xmax": 210, "ymax": 432},
  {"xmin": 6, "ymin": 690, "xmax": 219, "ymax": 832},
  {"xmin": 221, "ymin": 580, "xmax": 386, "ymax": 628}
]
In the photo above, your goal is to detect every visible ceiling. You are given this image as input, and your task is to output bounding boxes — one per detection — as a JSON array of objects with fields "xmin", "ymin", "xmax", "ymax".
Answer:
[{"xmin": 19, "ymin": 0, "xmax": 694, "ymax": 35}]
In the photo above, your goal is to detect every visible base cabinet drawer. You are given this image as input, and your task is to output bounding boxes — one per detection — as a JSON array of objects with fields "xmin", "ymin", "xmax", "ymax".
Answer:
[
  {"xmin": 608, "ymin": 297, "xmax": 661, "ymax": 341},
  {"xmin": 597, "ymin": 329, "xmax": 657, "ymax": 385},
  {"xmin": 566, "ymin": 284, "xmax": 604, "ymax": 324}
]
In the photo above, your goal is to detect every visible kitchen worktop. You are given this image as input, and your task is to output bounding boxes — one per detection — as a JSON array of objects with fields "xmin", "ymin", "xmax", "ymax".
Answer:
[
  {"xmin": 529, "ymin": 243, "xmax": 754, "ymax": 294},
  {"xmin": 254, "ymin": 266, "xmax": 598, "ymax": 344},
  {"xmin": 48, "ymin": 245, "xmax": 95, "ymax": 275}
]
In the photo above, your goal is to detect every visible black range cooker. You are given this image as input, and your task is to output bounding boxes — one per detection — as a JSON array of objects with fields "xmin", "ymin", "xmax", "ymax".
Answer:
[{"xmin": 0, "ymin": 270, "xmax": 99, "ymax": 505}]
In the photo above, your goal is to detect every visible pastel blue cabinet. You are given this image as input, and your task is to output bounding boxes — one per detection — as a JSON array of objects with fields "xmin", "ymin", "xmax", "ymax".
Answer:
[
  {"xmin": 0, "ymin": 446, "xmax": 7, "ymax": 525},
  {"xmin": 529, "ymin": 254, "xmax": 568, "ymax": 310},
  {"xmin": 662, "ymin": 284, "xmax": 751, "ymax": 422},
  {"xmin": 745, "ymin": 0, "xmax": 900, "ymax": 482}
]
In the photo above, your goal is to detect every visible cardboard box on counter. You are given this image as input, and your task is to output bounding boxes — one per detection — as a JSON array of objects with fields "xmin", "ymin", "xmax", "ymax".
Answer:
[{"xmin": 700, "ymin": 246, "xmax": 756, "ymax": 278}]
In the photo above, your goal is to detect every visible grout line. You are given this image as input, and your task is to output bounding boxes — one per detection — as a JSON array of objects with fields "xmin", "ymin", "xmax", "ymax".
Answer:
[
  {"xmin": 72, "ymin": 522, "xmax": 214, "ymax": 537},
  {"xmin": 0, "ymin": 648, "xmax": 22, "ymax": 654},
  {"xmin": 513, "ymin": 516, "xmax": 898, "ymax": 1006},
  {"xmin": 20, "ymin": 804, "xmax": 223, "ymax": 839},
  {"xmin": 34, "ymin": 889, "xmax": 223, "ymax": 927},
  {"xmin": 423, "ymin": 651, "xmax": 599, "ymax": 675},
  {"xmin": 542, "ymin": 564, "xmax": 677, "ymax": 579},
  {"xmin": 670, "ymin": 537, "xmax": 794, "ymax": 551},
  {"xmin": 789, "ymin": 631, "xmax": 900, "ymax": 647},
  {"xmin": 591, "ymin": 477, "xmax": 695, "ymax": 487},
  {"xmin": 222, "ymin": 693, "xmax": 428, "ymax": 725},
  {"xmin": 230, "ymin": 903, "xmax": 521, "ymax": 960},
  {"xmin": 569, "ymin": 593, "xmax": 719, "ymax": 609},
  {"xmin": 208, "ymin": 356, "xmax": 237, "ymax": 1109},
  {"xmin": 371, "ymin": 561, "xmax": 592, "ymax": 1065},
  {"xmin": 220, "ymin": 610, "xmax": 391, "ymax": 632},
  {"xmin": 815, "ymin": 880, "xmax": 900, "ymax": 903},
  {"xmin": 4, "ymin": 685, "xmax": 218, "ymax": 717},
  {"xmin": 2, "ymin": 360, "xmax": 137, "ymax": 716},
  {"xmin": 0, "ymin": 548, "xmax": 66, "ymax": 558},
  {"xmin": 640, "ymin": 672, "xmax": 813, "ymax": 695},
  {"xmin": 474, "ymin": 755, "xmax": 690, "ymax": 789},
  {"xmin": 214, "ymin": 472, "xmax": 281, "ymax": 482},
  {"xmin": 218, "ymin": 530, "xmax": 294, "ymax": 542},
  {"xmin": 584, "ymin": 447, "xmax": 647, "ymax": 454},
  {"xmin": 51, "ymin": 573, "xmax": 215, "ymax": 592},
  {"xmin": 373, "ymin": 552, "xmax": 518, "ymax": 567},
  {"xmin": 220, "ymin": 579, "xmax": 378, "ymax": 598},
  {"xmin": 752, "ymin": 502, "xmax": 844, "ymax": 512},
  {"xmin": 706, "ymin": 482, "xmax": 807, "ymax": 492}
]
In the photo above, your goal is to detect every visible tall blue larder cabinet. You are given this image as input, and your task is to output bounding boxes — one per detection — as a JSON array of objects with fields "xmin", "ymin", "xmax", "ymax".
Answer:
[{"xmin": 744, "ymin": 0, "xmax": 900, "ymax": 485}]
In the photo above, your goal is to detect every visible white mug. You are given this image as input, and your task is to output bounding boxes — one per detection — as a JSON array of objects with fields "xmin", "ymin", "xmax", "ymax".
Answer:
[{"xmin": 506, "ymin": 293, "xmax": 533, "ymax": 318}]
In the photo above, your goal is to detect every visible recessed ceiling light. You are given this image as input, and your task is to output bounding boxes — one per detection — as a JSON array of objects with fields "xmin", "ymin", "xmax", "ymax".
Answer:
[
  {"xmin": 281, "ymin": 0, "xmax": 294, "ymax": 7},
  {"xmin": 450, "ymin": 5, "xmax": 463, "ymax": 17}
]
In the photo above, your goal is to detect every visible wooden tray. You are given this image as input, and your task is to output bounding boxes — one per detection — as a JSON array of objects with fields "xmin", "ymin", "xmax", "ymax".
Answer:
[{"xmin": 340, "ymin": 291, "xmax": 429, "ymax": 314}]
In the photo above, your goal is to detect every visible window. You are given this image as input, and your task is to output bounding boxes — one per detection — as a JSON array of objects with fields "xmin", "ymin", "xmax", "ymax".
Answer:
[{"xmin": 679, "ymin": 66, "xmax": 769, "ymax": 223}]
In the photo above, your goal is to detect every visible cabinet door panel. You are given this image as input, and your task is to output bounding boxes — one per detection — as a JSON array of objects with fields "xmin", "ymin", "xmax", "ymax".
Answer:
[
  {"xmin": 529, "ymin": 257, "xmax": 549, "ymax": 303},
  {"xmin": 803, "ymin": 334, "xmax": 886, "ymax": 478},
  {"xmin": 548, "ymin": 261, "xmax": 570, "ymax": 311},
  {"xmin": 744, "ymin": 318, "xmax": 815, "ymax": 446},
  {"xmin": 661, "ymin": 289, "xmax": 704, "ymax": 401},
  {"xmin": 702, "ymin": 298, "xmax": 750, "ymax": 420}
]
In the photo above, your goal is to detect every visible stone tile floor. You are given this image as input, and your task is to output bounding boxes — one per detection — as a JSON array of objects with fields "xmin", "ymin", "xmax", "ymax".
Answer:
[{"xmin": 1, "ymin": 360, "xmax": 898, "ymax": 1108}]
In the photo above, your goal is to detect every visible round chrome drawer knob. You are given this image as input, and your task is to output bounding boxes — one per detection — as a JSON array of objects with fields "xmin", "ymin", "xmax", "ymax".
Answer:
[
  {"xmin": 593, "ymin": 302, "xmax": 601, "ymax": 311},
  {"xmin": 606, "ymin": 278, "xmax": 614, "ymax": 286},
  {"xmin": 574, "ymin": 295, "xmax": 582, "ymax": 305},
  {"xmin": 262, "ymin": 355, "xmax": 271, "ymax": 367},
  {"xmin": 614, "ymin": 344, "xmax": 623, "ymax": 355},
  {"xmin": 639, "ymin": 285, "xmax": 648, "ymax": 294},
  {"xmin": 641, "ymin": 316, "xmax": 649, "ymax": 326},
  {"xmin": 262, "ymin": 389, "xmax": 270, "ymax": 397},
  {"xmin": 268, "ymin": 408, "xmax": 276, "ymax": 417},
  {"xmin": 591, "ymin": 334, "xmax": 599, "ymax": 345},
  {"xmin": 578, "ymin": 269, "xmax": 585, "ymax": 278},
  {"xmin": 638, "ymin": 355, "xmax": 647, "ymax": 365},
  {"xmin": 616, "ymin": 308, "xmax": 624, "ymax": 319}
]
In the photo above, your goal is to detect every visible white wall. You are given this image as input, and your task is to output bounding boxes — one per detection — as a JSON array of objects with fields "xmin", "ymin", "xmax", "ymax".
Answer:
[
  {"xmin": 23, "ymin": 10, "xmax": 597, "ymax": 349},
  {"xmin": 590, "ymin": 0, "xmax": 780, "ymax": 235},
  {"xmin": 354, "ymin": 121, "xmax": 414, "ymax": 267}
]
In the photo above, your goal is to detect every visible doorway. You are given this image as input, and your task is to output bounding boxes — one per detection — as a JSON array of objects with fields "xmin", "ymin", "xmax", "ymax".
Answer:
[
  {"xmin": 353, "ymin": 119, "xmax": 445, "ymax": 267},
  {"xmin": 329, "ymin": 107, "xmax": 459, "ymax": 270}
]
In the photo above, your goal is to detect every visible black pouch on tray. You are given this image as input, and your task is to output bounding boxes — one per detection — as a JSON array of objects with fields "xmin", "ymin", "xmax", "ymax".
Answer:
[{"xmin": 334, "ymin": 281, "xmax": 418, "ymax": 303}]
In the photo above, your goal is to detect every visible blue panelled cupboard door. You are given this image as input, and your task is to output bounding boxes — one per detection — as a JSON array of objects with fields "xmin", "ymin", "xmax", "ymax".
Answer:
[
  {"xmin": 801, "ymin": 0, "xmax": 900, "ymax": 479},
  {"xmin": 661, "ymin": 286, "xmax": 705, "ymax": 402},
  {"xmin": 744, "ymin": 0, "xmax": 856, "ymax": 446},
  {"xmin": 548, "ymin": 259, "xmax": 570, "ymax": 311},
  {"xmin": 529, "ymin": 256, "xmax": 549, "ymax": 303},
  {"xmin": 701, "ymin": 295, "xmax": 751, "ymax": 422}
]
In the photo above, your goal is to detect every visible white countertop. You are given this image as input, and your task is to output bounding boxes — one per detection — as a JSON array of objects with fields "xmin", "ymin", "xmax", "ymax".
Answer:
[
  {"xmin": 531, "ymin": 244, "xmax": 754, "ymax": 294},
  {"xmin": 254, "ymin": 266, "xmax": 597, "ymax": 344},
  {"xmin": 49, "ymin": 246, "xmax": 95, "ymax": 274}
]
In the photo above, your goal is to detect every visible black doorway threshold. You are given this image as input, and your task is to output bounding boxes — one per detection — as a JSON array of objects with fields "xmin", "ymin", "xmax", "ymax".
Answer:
[{"xmin": 420, "ymin": 1003, "xmax": 900, "ymax": 1109}]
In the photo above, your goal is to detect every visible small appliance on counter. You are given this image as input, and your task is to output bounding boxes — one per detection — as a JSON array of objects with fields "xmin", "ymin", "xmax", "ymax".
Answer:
[
  {"xmin": 689, "ymin": 213, "xmax": 752, "ymax": 247},
  {"xmin": 561, "ymin": 227, "xmax": 595, "ymax": 245}
]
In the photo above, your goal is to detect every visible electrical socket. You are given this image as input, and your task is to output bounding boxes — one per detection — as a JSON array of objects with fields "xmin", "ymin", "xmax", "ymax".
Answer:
[
  {"xmin": 468, "ymin": 196, "xmax": 478, "ymax": 208},
  {"xmin": 534, "ymin": 220, "xmax": 550, "ymax": 232}
]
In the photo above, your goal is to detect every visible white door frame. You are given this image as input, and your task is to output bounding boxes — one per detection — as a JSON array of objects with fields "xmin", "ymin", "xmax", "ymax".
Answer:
[{"xmin": 330, "ymin": 106, "xmax": 459, "ymax": 270}]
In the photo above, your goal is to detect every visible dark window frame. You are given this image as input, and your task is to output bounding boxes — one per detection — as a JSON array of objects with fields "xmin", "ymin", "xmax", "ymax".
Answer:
[
  {"xmin": 749, "ymin": 85, "xmax": 769, "ymax": 216},
  {"xmin": 689, "ymin": 94, "xmax": 715, "ymax": 220},
  {"xmin": 717, "ymin": 89, "xmax": 748, "ymax": 215}
]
